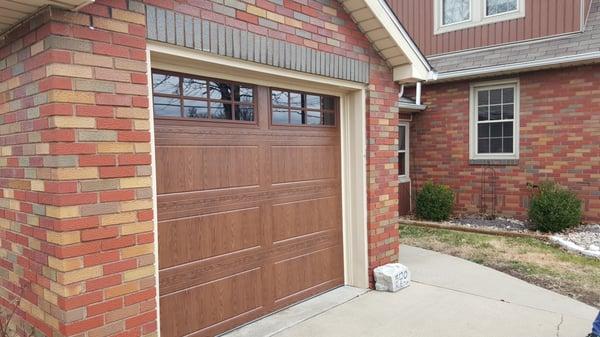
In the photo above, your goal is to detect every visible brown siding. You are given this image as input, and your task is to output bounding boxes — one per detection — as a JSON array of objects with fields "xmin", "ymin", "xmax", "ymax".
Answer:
[{"xmin": 391, "ymin": 0, "xmax": 583, "ymax": 55}]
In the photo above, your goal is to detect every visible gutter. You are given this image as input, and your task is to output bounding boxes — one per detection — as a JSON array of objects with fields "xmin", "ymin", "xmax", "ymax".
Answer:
[
  {"xmin": 435, "ymin": 51, "xmax": 600, "ymax": 81},
  {"xmin": 398, "ymin": 102, "xmax": 427, "ymax": 111}
]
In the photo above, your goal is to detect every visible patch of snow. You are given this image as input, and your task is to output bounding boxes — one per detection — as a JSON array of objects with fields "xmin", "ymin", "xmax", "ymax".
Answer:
[
  {"xmin": 556, "ymin": 224, "xmax": 600, "ymax": 252},
  {"xmin": 550, "ymin": 236, "xmax": 600, "ymax": 259}
]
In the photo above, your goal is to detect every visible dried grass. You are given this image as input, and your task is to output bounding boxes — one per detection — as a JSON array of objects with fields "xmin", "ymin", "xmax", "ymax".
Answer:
[{"xmin": 400, "ymin": 225, "xmax": 600, "ymax": 307}]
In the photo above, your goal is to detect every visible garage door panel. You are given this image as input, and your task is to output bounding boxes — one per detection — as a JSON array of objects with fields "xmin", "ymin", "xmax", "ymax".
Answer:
[
  {"xmin": 156, "ymin": 145, "xmax": 260, "ymax": 194},
  {"xmin": 271, "ymin": 145, "xmax": 339, "ymax": 184},
  {"xmin": 273, "ymin": 245, "xmax": 344, "ymax": 301},
  {"xmin": 157, "ymin": 181, "xmax": 339, "ymax": 221},
  {"xmin": 158, "ymin": 207, "xmax": 262, "ymax": 269},
  {"xmin": 154, "ymin": 122, "xmax": 333, "ymax": 146},
  {"xmin": 159, "ymin": 222, "xmax": 340, "ymax": 296},
  {"xmin": 269, "ymin": 229, "xmax": 343, "ymax": 271},
  {"xmin": 159, "ymin": 245, "xmax": 265, "ymax": 295},
  {"xmin": 272, "ymin": 197, "xmax": 340, "ymax": 242},
  {"xmin": 159, "ymin": 268, "xmax": 264, "ymax": 337}
]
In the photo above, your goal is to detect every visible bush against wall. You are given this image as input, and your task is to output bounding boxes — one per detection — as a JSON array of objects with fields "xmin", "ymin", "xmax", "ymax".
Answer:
[
  {"xmin": 528, "ymin": 181, "xmax": 582, "ymax": 233},
  {"xmin": 415, "ymin": 181, "xmax": 454, "ymax": 221}
]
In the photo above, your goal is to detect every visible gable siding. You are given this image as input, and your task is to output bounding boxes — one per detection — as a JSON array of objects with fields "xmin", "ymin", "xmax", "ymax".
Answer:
[{"xmin": 389, "ymin": 0, "xmax": 583, "ymax": 56}]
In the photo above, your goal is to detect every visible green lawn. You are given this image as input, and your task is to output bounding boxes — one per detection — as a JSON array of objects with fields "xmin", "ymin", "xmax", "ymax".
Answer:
[{"xmin": 400, "ymin": 224, "xmax": 600, "ymax": 308}]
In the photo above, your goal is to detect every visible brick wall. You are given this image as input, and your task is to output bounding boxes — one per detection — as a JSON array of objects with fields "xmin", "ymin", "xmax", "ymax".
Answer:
[
  {"xmin": 366, "ymin": 62, "xmax": 401, "ymax": 278},
  {"xmin": 412, "ymin": 65, "xmax": 600, "ymax": 222},
  {"xmin": 1, "ymin": 0, "xmax": 404, "ymax": 335},
  {"xmin": 0, "ymin": 3, "xmax": 156, "ymax": 336}
]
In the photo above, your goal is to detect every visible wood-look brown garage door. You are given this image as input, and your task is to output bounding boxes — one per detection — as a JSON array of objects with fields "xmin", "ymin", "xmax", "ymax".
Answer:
[{"xmin": 152, "ymin": 71, "xmax": 344, "ymax": 337}]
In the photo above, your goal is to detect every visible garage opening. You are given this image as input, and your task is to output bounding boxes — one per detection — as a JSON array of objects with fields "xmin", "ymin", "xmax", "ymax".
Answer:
[{"xmin": 151, "ymin": 70, "xmax": 344, "ymax": 337}]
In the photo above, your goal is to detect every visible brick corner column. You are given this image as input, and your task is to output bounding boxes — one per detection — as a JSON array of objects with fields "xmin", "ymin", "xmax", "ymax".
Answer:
[
  {"xmin": 0, "ymin": 2, "xmax": 158, "ymax": 336},
  {"xmin": 365, "ymin": 58, "xmax": 401, "ymax": 286}
]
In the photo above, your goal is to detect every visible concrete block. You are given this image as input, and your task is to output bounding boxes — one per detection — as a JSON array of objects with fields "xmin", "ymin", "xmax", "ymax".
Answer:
[{"xmin": 374, "ymin": 263, "xmax": 411, "ymax": 292}]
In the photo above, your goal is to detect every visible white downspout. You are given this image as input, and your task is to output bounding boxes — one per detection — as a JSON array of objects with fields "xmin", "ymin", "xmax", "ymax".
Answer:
[{"xmin": 415, "ymin": 82, "xmax": 422, "ymax": 106}]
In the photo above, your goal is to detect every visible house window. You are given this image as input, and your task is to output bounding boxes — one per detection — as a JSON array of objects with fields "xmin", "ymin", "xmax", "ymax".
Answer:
[
  {"xmin": 152, "ymin": 70, "xmax": 255, "ymax": 122},
  {"xmin": 398, "ymin": 123, "xmax": 409, "ymax": 181},
  {"xmin": 435, "ymin": 0, "xmax": 524, "ymax": 34},
  {"xmin": 271, "ymin": 89, "xmax": 336, "ymax": 126},
  {"xmin": 442, "ymin": 0, "xmax": 471, "ymax": 25},
  {"xmin": 486, "ymin": 0, "xmax": 517, "ymax": 16},
  {"xmin": 470, "ymin": 80, "xmax": 519, "ymax": 161}
]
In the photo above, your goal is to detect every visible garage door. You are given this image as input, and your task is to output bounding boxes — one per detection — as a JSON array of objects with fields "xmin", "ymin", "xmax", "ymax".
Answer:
[{"xmin": 152, "ymin": 70, "xmax": 344, "ymax": 337}]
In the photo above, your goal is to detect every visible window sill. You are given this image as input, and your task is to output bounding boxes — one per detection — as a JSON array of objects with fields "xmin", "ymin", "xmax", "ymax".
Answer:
[
  {"xmin": 469, "ymin": 159, "xmax": 519, "ymax": 166},
  {"xmin": 398, "ymin": 177, "xmax": 411, "ymax": 183}
]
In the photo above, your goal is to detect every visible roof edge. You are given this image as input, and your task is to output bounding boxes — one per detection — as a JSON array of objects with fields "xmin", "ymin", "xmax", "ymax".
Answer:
[
  {"xmin": 350, "ymin": 0, "xmax": 437, "ymax": 83},
  {"xmin": 374, "ymin": 0, "xmax": 433, "ymax": 73},
  {"xmin": 434, "ymin": 52, "xmax": 600, "ymax": 82}
]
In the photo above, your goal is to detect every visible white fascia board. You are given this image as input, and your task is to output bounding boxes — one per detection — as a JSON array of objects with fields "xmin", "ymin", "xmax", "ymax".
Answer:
[{"xmin": 364, "ymin": 0, "xmax": 436, "ymax": 82}]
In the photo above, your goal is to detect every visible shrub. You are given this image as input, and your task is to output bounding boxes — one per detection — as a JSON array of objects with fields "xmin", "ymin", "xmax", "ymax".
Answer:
[
  {"xmin": 528, "ymin": 181, "xmax": 582, "ymax": 233},
  {"xmin": 415, "ymin": 181, "xmax": 454, "ymax": 221}
]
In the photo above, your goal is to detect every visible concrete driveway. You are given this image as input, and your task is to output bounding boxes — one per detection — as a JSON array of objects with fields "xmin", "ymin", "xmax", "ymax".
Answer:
[{"xmin": 225, "ymin": 245, "xmax": 598, "ymax": 337}]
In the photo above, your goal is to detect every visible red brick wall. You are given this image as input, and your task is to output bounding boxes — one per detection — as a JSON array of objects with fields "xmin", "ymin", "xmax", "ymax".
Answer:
[
  {"xmin": 0, "ymin": 4, "xmax": 156, "ymax": 336},
  {"xmin": 412, "ymin": 65, "xmax": 600, "ymax": 222},
  {"xmin": 367, "ymin": 63, "xmax": 401, "ymax": 279}
]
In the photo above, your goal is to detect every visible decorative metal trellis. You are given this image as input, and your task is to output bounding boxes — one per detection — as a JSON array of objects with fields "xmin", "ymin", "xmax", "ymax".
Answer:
[{"xmin": 480, "ymin": 166, "xmax": 498, "ymax": 219}]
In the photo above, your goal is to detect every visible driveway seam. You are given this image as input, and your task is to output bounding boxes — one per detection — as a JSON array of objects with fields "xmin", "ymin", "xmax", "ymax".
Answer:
[{"xmin": 411, "ymin": 280, "xmax": 586, "ymax": 319}]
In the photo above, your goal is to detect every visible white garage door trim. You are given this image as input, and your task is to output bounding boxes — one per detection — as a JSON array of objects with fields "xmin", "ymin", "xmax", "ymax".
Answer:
[{"xmin": 146, "ymin": 41, "xmax": 369, "ymax": 336}]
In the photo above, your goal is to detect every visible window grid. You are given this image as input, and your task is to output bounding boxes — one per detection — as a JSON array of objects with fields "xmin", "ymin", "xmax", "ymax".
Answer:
[
  {"xmin": 398, "ymin": 123, "xmax": 409, "ymax": 179},
  {"xmin": 270, "ymin": 89, "xmax": 337, "ymax": 127},
  {"xmin": 152, "ymin": 70, "xmax": 256, "ymax": 123},
  {"xmin": 476, "ymin": 86, "xmax": 515, "ymax": 155}
]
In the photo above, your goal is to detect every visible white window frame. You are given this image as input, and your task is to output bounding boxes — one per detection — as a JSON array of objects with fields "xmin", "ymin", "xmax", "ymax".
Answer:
[
  {"xmin": 398, "ymin": 122, "xmax": 410, "ymax": 182},
  {"xmin": 469, "ymin": 79, "xmax": 520, "ymax": 161},
  {"xmin": 440, "ymin": 0, "xmax": 472, "ymax": 28},
  {"xmin": 434, "ymin": 0, "xmax": 525, "ymax": 35},
  {"xmin": 484, "ymin": 0, "xmax": 519, "ymax": 18}
]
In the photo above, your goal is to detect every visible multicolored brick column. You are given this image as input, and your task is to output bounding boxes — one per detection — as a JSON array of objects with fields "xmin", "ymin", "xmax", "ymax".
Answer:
[
  {"xmin": 0, "ymin": 4, "xmax": 156, "ymax": 336},
  {"xmin": 366, "ymin": 61, "xmax": 401, "ymax": 282}
]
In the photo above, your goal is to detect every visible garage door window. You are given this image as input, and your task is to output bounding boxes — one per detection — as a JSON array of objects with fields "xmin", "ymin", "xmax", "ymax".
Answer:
[
  {"xmin": 152, "ymin": 70, "xmax": 255, "ymax": 122},
  {"xmin": 271, "ymin": 89, "xmax": 336, "ymax": 126}
]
